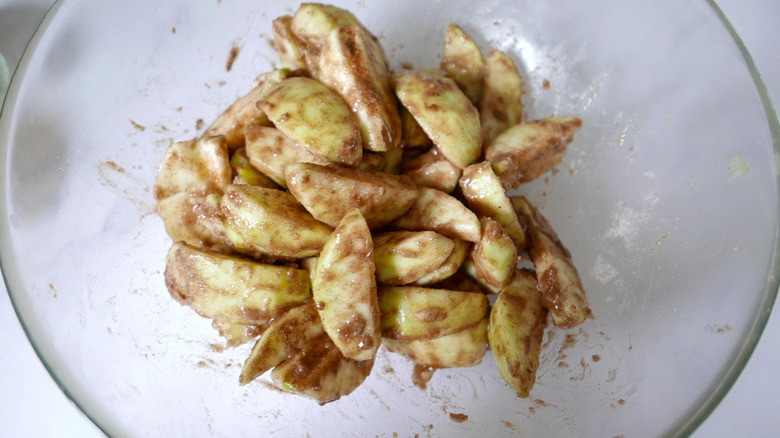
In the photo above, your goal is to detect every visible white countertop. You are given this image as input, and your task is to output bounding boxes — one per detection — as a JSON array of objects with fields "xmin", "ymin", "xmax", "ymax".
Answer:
[{"xmin": 1, "ymin": 1, "xmax": 779, "ymax": 436}]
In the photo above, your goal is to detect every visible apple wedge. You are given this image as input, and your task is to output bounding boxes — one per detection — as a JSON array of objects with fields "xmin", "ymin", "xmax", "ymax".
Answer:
[
  {"xmin": 373, "ymin": 231, "xmax": 455, "ymax": 285},
  {"xmin": 399, "ymin": 147, "xmax": 462, "ymax": 193},
  {"xmin": 511, "ymin": 196, "xmax": 592, "ymax": 328},
  {"xmin": 384, "ymin": 318, "xmax": 488, "ymax": 368},
  {"xmin": 488, "ymin": 269, "xmax": 547, "ymax": 397},
  {"xmin": 258, "ymin": 77, "xmax": 362, "ymax": 166},
  {"xmin": 319, "ymin": 24, "xmax": 402, "ymax": 152},
  {"xmin": 154, "ymin": 136, "xmax": 232, "ymax": 252},
  {"xmin": 389, "ymin": 187, "xmax": 481, "ymax": 242},
  {"xmin": 285, "ymin": 162, "xmax": 418, "ymax": 229},
  {"xmin": 203, "ymin": 69, "xmax": 292, "ymax": 151},
  {"xmin": 378, "ymin": 286, "xmax": 487, "ymax": 341},
  {"xmin": 441, "ymin": 23, "xmax": 485, "ymax": 106},
  {"xmin": 271, "ymin": 332, "xmax": 374, "ymax": 404},
  {"xmin": 470, "ymin": 217, "xmax": 519, "ymax": 290},
  {"xmin": 290, "ymin": 3, "xmax": 362, "ymax": 77},
  {"xmin": 393, "ymin": 68, "xmax": 481, "ymax": 168},
  {"xmin": 413, "ymin": 238, "xmax": 471, "ymax": 286},
  {"xmin": 239, "ymin": 303, "xmax": 324, "ymax": 385},
  {"xmin": 220, "ymin": 184, "xmax": 333, "ymax": 258},
  {"xmin": 313, "ymin": 209, "xmax": 381, "ymax": 361},
  {"xmin": 485, "ymin": 117, "xmax": 583, "ymax": 190},
  {"xmin": 271, "ymin": 15, "xmax": 308, "ymax": 71},
  {"xmin": 459, "ymin": 161, "xmax": 526, "ymax": 249},
  {"xmin": 480, "ymin": 50, "xmax": 524, "ymax": 145},
  {"xmin": 244, "ymin": 124, "xmax": 328, "ymax": 188},
  {"xmin": 164, "ymin": 241, "xmax": 310, "ymax": 326}
]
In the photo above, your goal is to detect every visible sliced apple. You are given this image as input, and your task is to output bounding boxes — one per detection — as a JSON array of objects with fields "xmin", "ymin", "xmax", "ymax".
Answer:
[
  {"xmin": 319, "ymin": 24, "xmax": 401, "ymax": 152},
  {"xmin": 271, "ymin": 15, "xmax": 308, "ymax": 71},
  {"xmin": 373, "ymin": 231, "xmax": 455, "ymax": 285},
  {"xmin": 393, "ymin": 68, "xmax": 481, "ymax": 168},
  {"xmin": 485, "ymin": 117, "xmax": 583, "ymax": 190},
  {"xmin": 239, "ymin": 303, "xmax": 324, "ymax": 385},
  {"xmin": 244, "ymin": 124, "xmax": 329, "ymax": 188},
  {"xmin": 378, "ymin": 286, "xmax": 487, "ymax": 341},
  {"xmin": 384, "ymin": 318, "xmax": 488, "ymax": 368},
  {"xmin": 441, "ymin": 24, "xmax": 485, "ymax": 106},
  {"xmin": 285, "ymin": 162, "xmax": 418, "ymax": 229},
  {"xmin": 290, "ymin": 3, "xmax": 362, "ymax": 77},
  {"xmin": 480, "ymin": 50, "xmax": 524, "ymax": 145},
  {"xmin": 470, "ymin": 217, "xmax": 519, "ymax": 290},
  {"xmin": 413, "ymin": 238, "xmax": 470, "ymax": 286},
  {"xmin": 400, "ymin": 147, "xmax": 462, "ymax": 193},
  {"xmin": 313, "ymin": 209, "xmax": 380, "ymax": 361},
  {"xmin": 389, "ymin": 187, "xmax": 481, "ymax": 242},
  {"xmin": 164, "ymin": 241, "xmax": 310, "ymax": 326},
  {"xmin": 488, "ymin": 269, "xmax": 547, "ymax": 397},
  {"xmin": 459, "ymin": 161, "xmax": 526, "ymax": 249},
  {"xmin": 220, "ymin": 184, "xmax": 333, "ymax": 258},
  {"xmin": 154, "ymin": 136, "xmax": 232, "ymax": 252},
  {"xmin": 271, "ymin": 332, "xmax": 374, "ymax": 404},
  {"xmin": 203, "ymin": 69, "xmax": 292, "ymax": 151},
  {"xmin": 511, "ymin": 196, "xmax": 592, "ymax": 328},
  {"xmin": 257, "ymin": 77, "xmax": 362, "ymax": 166}
]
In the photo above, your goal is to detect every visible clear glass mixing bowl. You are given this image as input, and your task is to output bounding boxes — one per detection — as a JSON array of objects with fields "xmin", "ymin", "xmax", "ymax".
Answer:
[{"xmin": 1, "ymin": 1, "xmax": 778, "ymax": 437}]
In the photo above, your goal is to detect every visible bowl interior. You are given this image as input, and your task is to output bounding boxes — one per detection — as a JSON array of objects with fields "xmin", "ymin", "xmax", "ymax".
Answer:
[{"xmin": 1, "ymin": 0, "xmax": 778, "ymax": 437}]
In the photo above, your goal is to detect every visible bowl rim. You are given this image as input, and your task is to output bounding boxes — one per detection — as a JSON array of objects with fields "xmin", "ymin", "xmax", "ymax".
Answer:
[{"xmin": 0, "ymin": 0, "xmax": 778, "ymax": 437}]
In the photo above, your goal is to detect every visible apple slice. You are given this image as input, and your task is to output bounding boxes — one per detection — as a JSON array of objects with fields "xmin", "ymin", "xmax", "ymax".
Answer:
[
  {"xmin": 389, "ymin": 187, "xmax": 481, "ymax": 242},
  {"xmin": 441, "ymin": 24, "xmax": 485, "ymax": 105},
  {"xmin": 319, "ymin": 24, "xmax": 402, "ymax": 152},
  {"xmin": 244, "ymin": 124, "xmax": 328, "ymax": 187},
  {"xmin": 290, "ymin": 3, "xmax": 362, "ymax": 77},
  {"xmin": 373, "ymin": 231, "xmax": 455, "ymax": 285},
  {"xmin": 485, "ymin": 117, "xmax": 582, "ymax": 190},
  {"xmin": 384, "ymin": 318, "xmax": 488, "ymax": 368},
  {"xmin": 164, "ymin": 241, "xmax": 310, "ymax": 326},
  {"xmin": 271, "ymin": 332, "xmax": 374, "ymax": 404},
  {"xmin": 203, "ymin": 69, "xmax": 292, "ymax": 151},
  {"xmin": 239, "ymin": 303, "xmax": 324, "ymax": 385},
  {"xmin": 412, "ymin": 238, "xmax": 471, "ymax": 286},
  {"xmin": 511, "ymin": 196, "xmax": 592, "ymax": 328},
  {"xmin": 220, "ymin": 184, "xmax": 333, "ymax": 258},
  {"xmin": 271, "ymin": 16, "xmax": 308, "ymax": 71},
  {"xmin": 313, "ymin": 209, "xmax": 380, "ymax": 361},
  {"xmin": 378, "ymin": 286, "xmax": 487, "ymax": 341},
  {"xmin": 285, "ymin": 162, "xmax": 418, "ymax": 229},
  {"xmin": 470, "ymin": 217, "xmax": 519, "ymax": 289},
  {"xmin": 154, "ymin": 136, "xmax": 232, "ymax": 252},
  {"xmin": 459, "ymin": 161, "xmax": 526, "ymax": 249},
  {"xmin": 488, "ymin": 269, "xmax": 547, "ymax": 397},
  {"xmin": 480, "ymin": 50, "xmax": 524, "ymax": 145},
  {"xmin": 393, "ymin": 68, "xmax": 481, "ymax": 168},
  {"xmin": 400, "ymin": 147, "xmax": 462, "ymax": 193},
  {"xmin": 258, "ymin": 77, "xmax": 362, "ymax": 166}
]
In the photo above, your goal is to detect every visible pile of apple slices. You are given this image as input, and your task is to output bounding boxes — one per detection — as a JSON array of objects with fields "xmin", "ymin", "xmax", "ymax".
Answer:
[{"xmin": 154, "ymin": 3, "xmax": 591, "ymax": 404}]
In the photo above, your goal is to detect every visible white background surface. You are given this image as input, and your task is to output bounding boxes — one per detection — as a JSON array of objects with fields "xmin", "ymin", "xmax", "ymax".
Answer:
[{"xmin": 1, "ymin": 0, "xmax": 778, "ymax": 437}]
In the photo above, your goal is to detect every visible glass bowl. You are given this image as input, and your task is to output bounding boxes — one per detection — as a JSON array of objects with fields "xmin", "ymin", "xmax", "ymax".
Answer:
[{"xmin": 2, "ymin": 0, "xmax": 778, "ymax": 437}]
